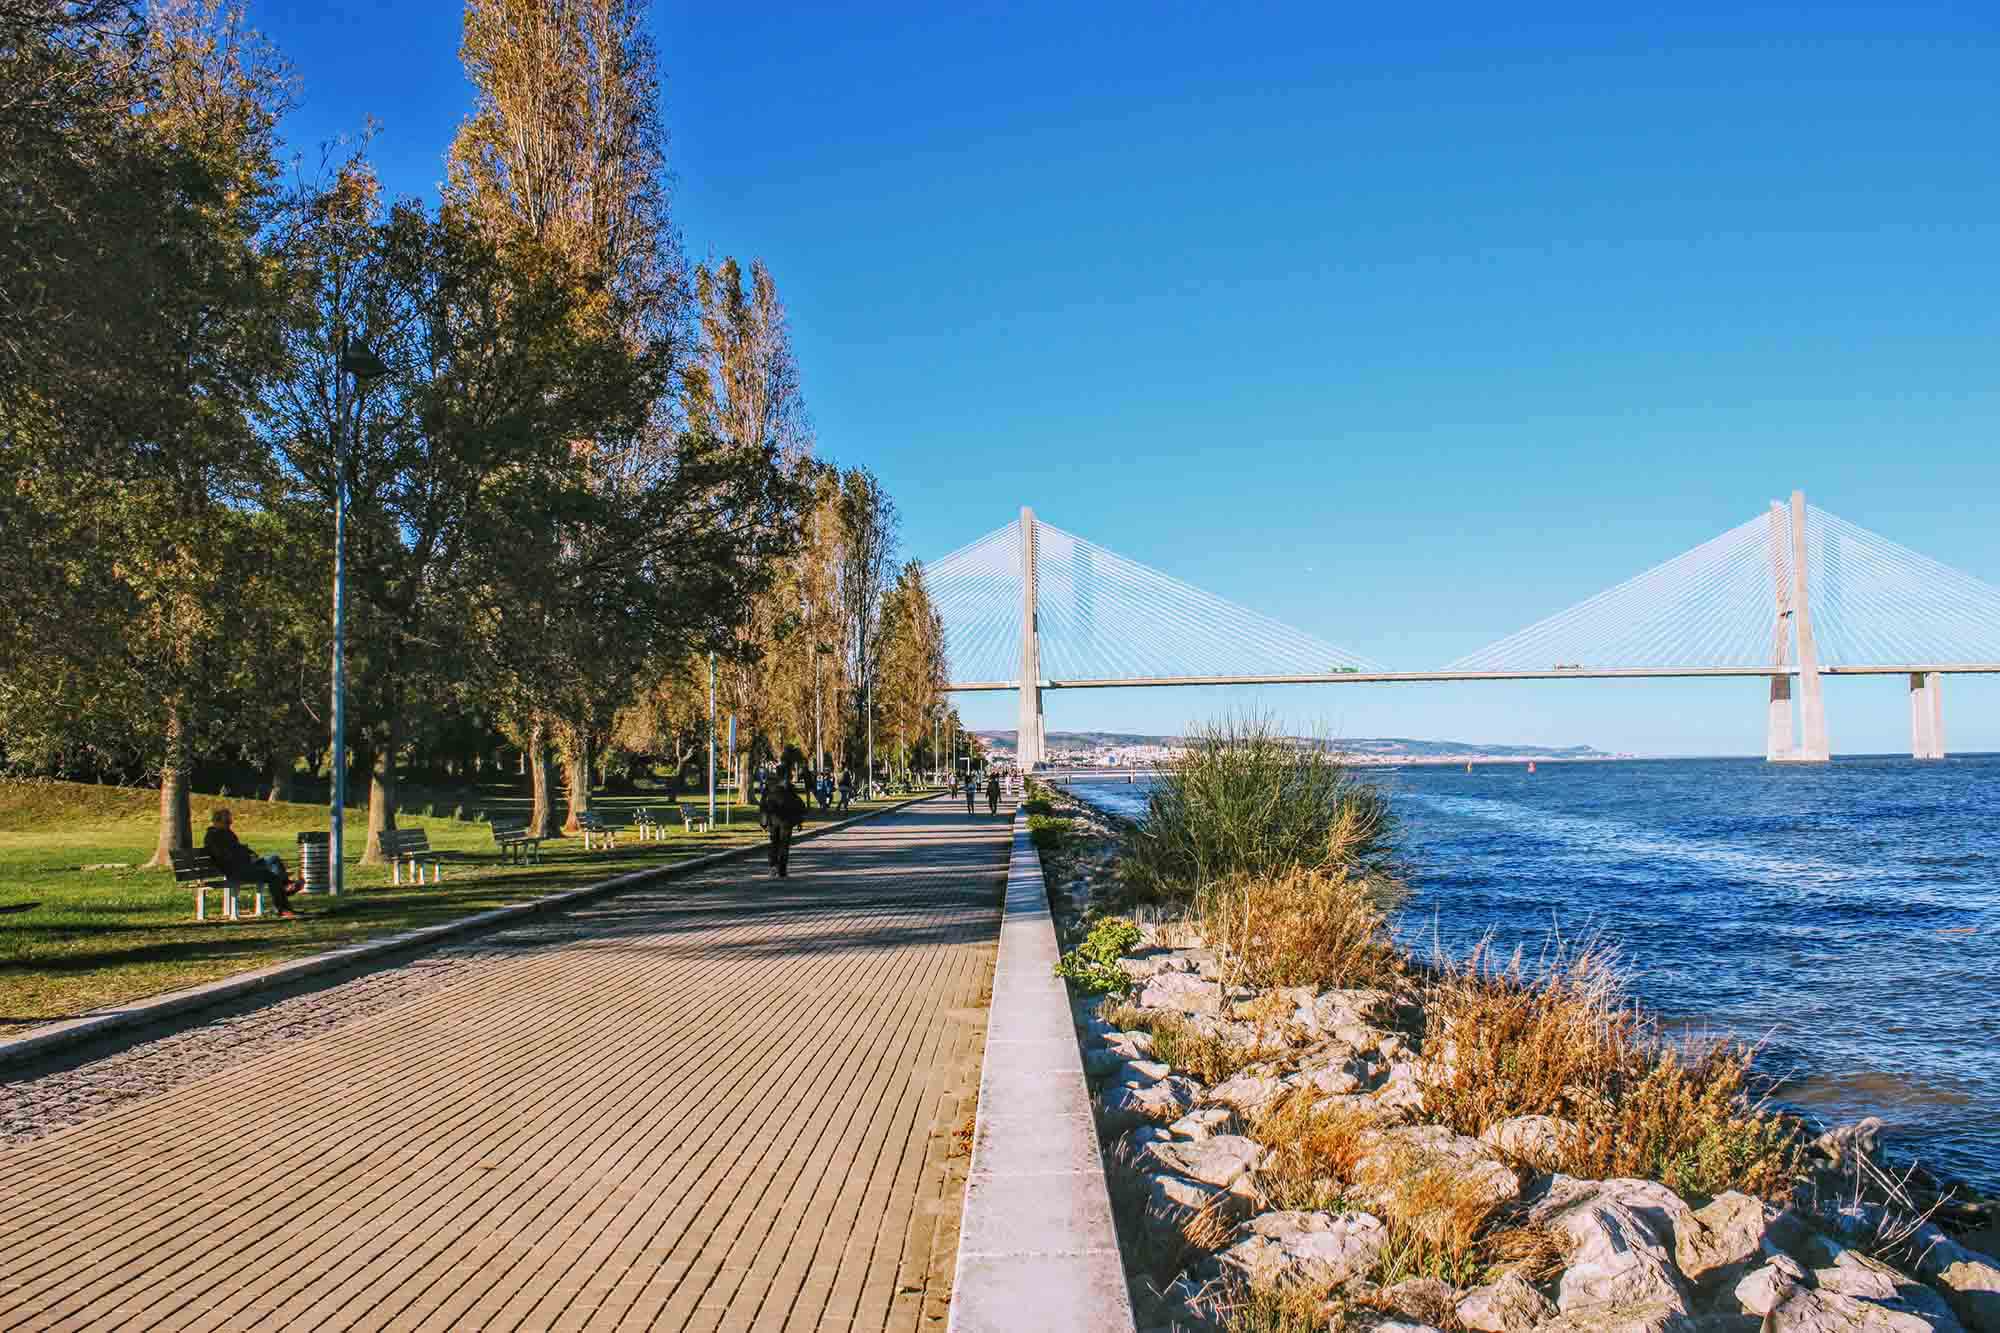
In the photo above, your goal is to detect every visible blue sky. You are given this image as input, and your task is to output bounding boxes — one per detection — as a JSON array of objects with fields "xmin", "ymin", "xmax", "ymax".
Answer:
[{"xmin": 258, "ymin": 1, "xmax": 2000, "ymax": 755}]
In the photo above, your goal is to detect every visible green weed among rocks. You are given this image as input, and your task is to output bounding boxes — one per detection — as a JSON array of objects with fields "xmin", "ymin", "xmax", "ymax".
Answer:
[{"xmin": 1053, "ymin": 915, "xmax": 1143, "ymax": 994}]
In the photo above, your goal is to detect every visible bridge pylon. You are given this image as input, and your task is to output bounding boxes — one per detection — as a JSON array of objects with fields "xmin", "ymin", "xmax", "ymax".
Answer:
[
  {"xmin": 1018, "ymin": 506, "xmax": 1045, "ymax": 770},
  {"xmin": 1770, "ymin": 489, "xmax": 1831, "ymax": 762}
]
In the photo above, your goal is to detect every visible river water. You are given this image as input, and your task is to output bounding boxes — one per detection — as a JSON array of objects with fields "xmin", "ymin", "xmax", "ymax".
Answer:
[{"xmin": 1065, "ymin": 756, "xmax": 2000, "ymax": 1194}]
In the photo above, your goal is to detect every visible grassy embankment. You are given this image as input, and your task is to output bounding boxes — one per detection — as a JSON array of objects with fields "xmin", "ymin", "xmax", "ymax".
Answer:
[{"xmin": 0, "ymin": 778, "xmax": 906, "ymax": 1031}]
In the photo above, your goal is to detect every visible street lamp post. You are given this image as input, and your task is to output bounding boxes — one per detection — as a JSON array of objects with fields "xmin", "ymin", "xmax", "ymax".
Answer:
[
  {"xmin": 329, "ymin": 339, "xmax": 387, "ymax": 900},
  {"xmin": 707, "ymin": 652, "xmax": 716, "ymax": 828}
]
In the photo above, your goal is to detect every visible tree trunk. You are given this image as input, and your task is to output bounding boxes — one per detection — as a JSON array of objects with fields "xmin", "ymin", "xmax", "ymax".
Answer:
[
  {"xmin": 148, "ymin": 704, "xmax": 193, "ymax": 868},
  {"xmin": 362, "ymin": 716, "xmax": 399, "ymax": 864},
  {"xmin": 265, "ymin": 753, "xmax": 294, "ymax": 803},
  {"xmin": 528, "ymin": 718, "xmax": 561, "ymax": 837},
  {"xmin": 563, "ymin": 732, "xmax": 590, "ymax": 832}
]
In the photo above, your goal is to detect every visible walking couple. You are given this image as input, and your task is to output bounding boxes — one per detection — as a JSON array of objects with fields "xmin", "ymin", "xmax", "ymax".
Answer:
[{"xmin": 757, "ymin": 768, "xmax": 809, "ymax": 878}]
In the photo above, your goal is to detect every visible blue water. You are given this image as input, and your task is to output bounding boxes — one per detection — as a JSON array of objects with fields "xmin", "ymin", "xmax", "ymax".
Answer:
[{"xmin": 1067, "ymin": 757, "xmax": 2000, "ymax": 1194}]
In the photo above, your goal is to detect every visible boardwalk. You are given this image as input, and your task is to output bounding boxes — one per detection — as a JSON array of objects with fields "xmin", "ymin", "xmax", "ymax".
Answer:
[{"xmin": 0, "ymin": 798, "xmax": 1012, "ymax": 1332}]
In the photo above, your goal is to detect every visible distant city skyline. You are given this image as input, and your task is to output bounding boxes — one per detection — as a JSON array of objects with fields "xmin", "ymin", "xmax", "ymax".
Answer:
[{"xmin": 258, "ymin": 1, "xmax": 2000, "ymax": 754}]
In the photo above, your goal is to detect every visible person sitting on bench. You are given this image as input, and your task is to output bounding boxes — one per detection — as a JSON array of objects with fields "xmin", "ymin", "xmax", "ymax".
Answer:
[{"xmin": 203, "ymin": 807, "xmax": 297, "ymax": 917}]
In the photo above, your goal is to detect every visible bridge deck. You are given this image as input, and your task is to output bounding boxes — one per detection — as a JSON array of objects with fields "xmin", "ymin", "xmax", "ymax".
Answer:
[{"xmin": 0, "ymin": 799, "xmax": 1011, "ymax": 1332}]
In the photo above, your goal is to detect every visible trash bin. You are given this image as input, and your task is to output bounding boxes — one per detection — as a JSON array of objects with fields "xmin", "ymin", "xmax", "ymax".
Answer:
[{"xmin": 297, "ymin": 831, "xmax": 331, "ymax": 893}]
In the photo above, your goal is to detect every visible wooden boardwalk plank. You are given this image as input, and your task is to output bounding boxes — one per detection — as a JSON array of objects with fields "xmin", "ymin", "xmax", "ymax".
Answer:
[{"xmin": 0, "ymin": 800, "xmax": 1008, "ymax": 1333}]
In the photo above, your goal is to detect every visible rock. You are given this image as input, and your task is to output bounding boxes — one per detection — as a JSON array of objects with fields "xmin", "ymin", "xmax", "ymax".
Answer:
[
  {"xmin": 1379, "ymin": 1277, "xmax": 1462, "ymax": 1327},
  {"xmin": 1144, "ymin": 1172, "xmax": 1253, "ymax": 1250},
  {"xmin": 1100, "ymin": 1074, "xmax": 1199, "ymax": 1132},
  {"xmin": 1136, "ymin": 972, "xmax": 1226, "ymax": 1015},
  {"xmin": 1812, "ymin": 1117, "xmax": 1887, "ymax": 1167},
  {"xmin": 1373, "ymin": 1060, "xmax": 1426, "ymax": 1113},
  {"xmin": 1674, "ymin": 1191, "xmax": 1810, "ymax": 1290},
  {"xmin": 1353, "ymin": 1125, "xmax": 1524, "ymax": 1215},
  {"xmin": 1108, "ymin": 1059, "xmax": 1173, "ymax": 1087},
  {"xmin": 1289, "ymin": 1051, "xmax": 1377, "ymax": 1098},
  {"xmin": 1766, "ymin": 1285, "xmax": 1963, "ymax": 1333},
  {"xmin": 1144, "ymin": 1134, "xmax": 1267, "ymax": 1194},
  {"xmin": 1118, "ymin": 949, "xmax": 1201, "ymax": 981},
  {"xmin": 1148, "ymin": 921, "xmax": 1205, "ymax": 950},
  {"xmin": 1159, "ymin": 1273, "xmax": 1227, "ymax": 1331},
  {"xmin": 1208, "ymin": 1209, "xmax": 1388, "ymax": 1289},
  {"xmin": 1168, "ymin": 1106, "xmax": 1240, "ymax": 1141},
  {"xmin": 1457, "ymin": 1273, "xmax": 1556, "ymax": 1333},
  {"xmin": 1204, "ymin": 1072, "xmax": 1288, "ymax": 1119},
  {"xmin": 1352, "ymin": 1320, "xmax": 1446, "ymax": 1333},
  {"xmin": 1083, "ymin": 1032, "xmax": 1156, "ymax": 1077},
  {"xmin": 1537, "ymin": 1305, "xmax": 1698, "ymax": 1333},
  {"xmin": 1735, "ymin": 1256, "xmax": 1808, "ymax": 1316},
  {"xmin": 1480, "ymin": 1115, "xmax": 1577, "ymax": 1167},
  {"xmin": 1526, "ymin": 1175, "xmax": 1692, "ymax": 1314},
  {"xmin": 1813, "ymin": 1247, "xmax": 1963, "ymax": 1330},
  {"xmin": 1307, "ymin": 987, "xmax": 1397, "ymax": 1036},
  {"xmin": 1909, "ymin": 1223, "xmax": 2000, "ymax": 1333}
]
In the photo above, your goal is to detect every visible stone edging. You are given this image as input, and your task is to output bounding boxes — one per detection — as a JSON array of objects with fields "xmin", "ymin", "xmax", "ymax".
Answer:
[
  {"xmin": 0, "ymin": 792, "xmax": 936, "ymax": 1069},
  {"xmin": 948, "ymin": 806, "xmax": 1137, "ymax": 1333}
]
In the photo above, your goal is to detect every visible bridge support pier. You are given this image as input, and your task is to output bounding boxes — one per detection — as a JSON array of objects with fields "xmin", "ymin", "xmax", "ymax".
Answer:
[
  {"xmin": 1770, "ymin": 490, "xmax": 1831, "ymax": 762},
  {"xmin": 1018, "ymin": 506, "xmax": 1044, "ymax": 771},
  {"xmin": 1765, "ymin": 675, "xmax": 1794, "ymax": 761},
  {"xmin": 1909, "ymin": 672, "xmax": 1945, "ymax": 759}
]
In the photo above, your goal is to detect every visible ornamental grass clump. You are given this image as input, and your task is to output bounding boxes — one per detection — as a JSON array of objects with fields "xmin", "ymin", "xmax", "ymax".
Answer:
[
  {"xmin": 1123, "ymin": 714, "xmax": 1400, "ymax": 903},
  {"xmin": 1423, "ymin": 938, "xmax": 1801, "ymax": 1200},
  {"xmin": 1200, "ymin": 866, "xmax": 1406, "ymax": 991}
]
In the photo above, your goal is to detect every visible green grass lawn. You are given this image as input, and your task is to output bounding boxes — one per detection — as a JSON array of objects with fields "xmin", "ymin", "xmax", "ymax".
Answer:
[{"xmin": 0, "ymin": 778, "xmax": 912, "ymax": 1033}]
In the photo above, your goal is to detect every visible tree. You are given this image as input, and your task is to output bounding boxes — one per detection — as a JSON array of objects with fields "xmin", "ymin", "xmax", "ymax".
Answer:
[
  {"xmin": 876, "ymin": 560, "xmax": 947, "ymax": 774},
  {"xmin": 837, "ymin": 467, "xmax": 898, "ymax": 780},
  {"xmin": 0, "ymin": 0, "xmax": 294, "ymax": 863},
  {"xmin": 262, "ymin": 156, "xmax": 657, "ymax": 859},
  {"xmin": 683, "ymin": 257, "xmax": 815, "ymax": 791}
]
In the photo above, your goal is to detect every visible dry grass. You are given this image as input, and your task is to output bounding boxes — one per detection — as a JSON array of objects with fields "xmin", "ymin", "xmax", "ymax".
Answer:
[
  {"xmin": 1105, "ymin": 1137, "xmax": 1241, "ymax": 1283},
  {"xmin": 1100, "ymin": 1003, "xmax": 1264, "ymax": 1085},
  {"xmin": 1422, "ymin": 938, "xmax": 1801, "ymax": 1200},
  {"xmin": 1201, "ymin": 867, "xmax": 1406, "ymax": 991},
  {"xmin": 1483, "ymin": 1222, "xmax": 1571, "ymax": 1281},
  {"xmin": 1251, "ymin": 1088, "xmax": 1378, "ymax": 1212},
  {"xmin": 1218, "ymin": 1278, "xmax": 1339, "ymax": 1333}
]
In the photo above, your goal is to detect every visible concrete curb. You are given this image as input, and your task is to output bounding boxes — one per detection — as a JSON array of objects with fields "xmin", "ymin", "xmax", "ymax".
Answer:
[
  {"xmin": 948, "ymin": 807, "xmax": 1136, "ymax": 1333},
  {"xmin": 0, "ymin": 791, "xmax": 936, "ymax": 1070}
]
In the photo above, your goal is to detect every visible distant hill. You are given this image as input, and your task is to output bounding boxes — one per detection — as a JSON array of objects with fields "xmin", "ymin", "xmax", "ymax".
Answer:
[{"xmin": 971, "ymin": 730, "xmax": 1612, "ymax": 760}]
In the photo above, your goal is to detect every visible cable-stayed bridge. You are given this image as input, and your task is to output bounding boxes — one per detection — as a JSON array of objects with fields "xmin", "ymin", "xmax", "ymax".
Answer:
[{"xmin": 921, "ymin": 492, "xmax": 2000, "ymax": 767}]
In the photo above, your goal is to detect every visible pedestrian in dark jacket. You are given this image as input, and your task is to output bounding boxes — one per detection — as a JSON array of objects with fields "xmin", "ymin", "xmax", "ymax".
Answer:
[
  {"xmin": 202, "ymin": 808, "xmax": 296, "ymax": 916},
  {"xmin": 759, "ymin": 770, "xmax": 808, "ymax": 878},
  {"xmin": 986, "ymin": 773, "xmax": 1001, "ymax": 815}
]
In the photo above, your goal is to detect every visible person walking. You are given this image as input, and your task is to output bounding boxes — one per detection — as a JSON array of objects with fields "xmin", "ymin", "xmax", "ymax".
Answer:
[
  {"xmin": 759, "ymin": 769, "xmax": 808, "ymax": 879},
  {"xmin": 838, "ymin": 771, "xmax": 853, "ymax": 814},
  {"xmin": 985, "ymin": 772, "xmax": 1001, "ymax": 815},
  {"xmin": 202, "ymin": 808, "xmax": 297, "ymax": 917},
  {"xmin": 964, "ymin": 773, "xmax": 977, "ymax": 816}
]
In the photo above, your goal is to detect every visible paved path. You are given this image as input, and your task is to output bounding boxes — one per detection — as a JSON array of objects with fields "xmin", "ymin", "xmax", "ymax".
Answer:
[{"xmin": 0, "ymin": 798, "xmax": 1012, "ymax": 1332}]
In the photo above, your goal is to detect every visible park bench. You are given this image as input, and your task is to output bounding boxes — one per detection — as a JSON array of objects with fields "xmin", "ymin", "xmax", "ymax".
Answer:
[
  {"xmin": 676, "ymin": 802, "xmax": 710, "ymax": 834},
  {"xmin": 170, "ymin": 849, "xmax": 263, "ymax": 922},
  {"xmin": 631, "ymin": 807, "xmax": 666, "ymax": 841},
  {"xmin": 490, "ymin": 819, "xmax": 542, "ymax": 865},
  {"xmin": 381, "ymin": 828, "xmax": 444, "ymax": 885},
  {"xmin": 576, "ymin": 811, "xmax": 619, "ymax": 850}
]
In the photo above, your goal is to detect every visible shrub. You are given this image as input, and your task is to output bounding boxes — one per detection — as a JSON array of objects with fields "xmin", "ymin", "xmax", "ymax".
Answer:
[
  {"xmin": 1027, "ymin": 813, "xmax": 1072, "ymax": 852},
  {"xmin": 1053, "ymin": 916, "xmax": 1143, "ymax": 994},
  {"xmin": 1124, "ymin": 713, "xmax": 1398, "ymax": 902},
  {"xmin": 1199, "ymin": 867, "xmax": 1406, "ymax": 990},
  {"xmin": 1422, "ymin": 938, "xmax": 1801, "ymax": 1200}
]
